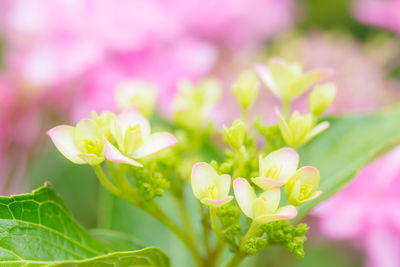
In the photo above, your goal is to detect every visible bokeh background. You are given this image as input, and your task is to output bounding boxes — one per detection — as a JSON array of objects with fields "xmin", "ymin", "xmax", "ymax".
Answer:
[{"xmin": 1, "ymin": 0, "xmax": 400, "ymax": 266}]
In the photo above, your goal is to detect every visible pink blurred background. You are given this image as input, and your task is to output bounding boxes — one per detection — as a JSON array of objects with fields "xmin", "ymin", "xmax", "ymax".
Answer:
[{"xmin": 1, "ymin": 1, "xmax": 400, "ymax": 266}]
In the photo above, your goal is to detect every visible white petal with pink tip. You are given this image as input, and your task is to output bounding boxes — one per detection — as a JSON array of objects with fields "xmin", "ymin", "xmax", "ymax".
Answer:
[
  {"xmin": 133, "ymin": 132, "xmax": 177, "ymax": 158},
  {"xmin": 103, "ymin": 137, "xmax": 143, "ymax": 167},
  {"xmin": 252, "ymin": 177, "xmax": 285, "ymax": 189},
  {"xmin": 117, "ymin": 109, "xmax": 151, "ymax": 139},
  {"xmin": 191, "ymin": 162, "xmax": 219, "ymax": 199},
  {"xmin": 233, "ymin": 178, "xmax": 256, "ymax": 218},
  {"xmin": 255, "ymin": 205, "xmax": 297, "ymax": 224},
  {"xmin": 259, "ymin": 147, "xmax": 299, "ymax": 182},
  {"xmin": 47, "ymin": 125, "xmax": 85, "ymax": 164},
  {"xmin": 201, "ymin": 196, "xmax": 233, "ymax": 207}
]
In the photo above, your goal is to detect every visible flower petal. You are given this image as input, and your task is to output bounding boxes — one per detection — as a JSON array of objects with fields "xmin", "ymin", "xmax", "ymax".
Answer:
[
  {"xmin": 255, "ymin": 205, "xmax": 297, "ymax": 224},
  {"xmin": 275, "ymin": 108, "xmax": 293, "ymax": 146},
  {"xmin": 217, "ymin": 174, "xmax": 231, "ymax": 199},
  {"xmin": 290, "ymin": 166, "xmax": 320, "ymax": 188},
  {"xmin": 259, "ymin": 187, "xmax": 281, "ymax": 212},
  {"xmin": 290, "ymin": 69, "xmax": 332, "ymax": 99},
  {"xmin": 191, "ymin": 162, "xmax": 219, "ymax": 200},
  {"xmin": 117, "ymin": 109, "xmax": 151, "ymax": 139},
  {"xmin": 233, "ymin": 178, "xmax": 256, "ymax": 219},
  {"xmin": 267, "ymin": 58, "xmax": 298, "ymax": 99},
  {"xmin": 78, "ymin": 153, "xmax": 104, "ymax": 166},
  {"xmin": 259, "ymin": 147, "xmax": 299, "ymax": 182},
  {"xmin": 300, "ymin": 190, "xmax": 322, "ymax": 204},
  {"xmin": 304, "ymin": 121, "xmax": 330, "ymax": 143},
  {"xmin": 252, "ymin": 177, "xmax": 285, "ymax": 190},
  {"xmin": 132, "ymin": 132, "xmax": 177, "ymax": 158},
  {"xmin": 254, "ymin": 64, "xmax": 281, "ymax": 98},
  {"xmin": 201, "ymin": 196, "xmax": 233, "ymax": 208},
  {"xmin": 47, "ymin": 125, "xmax": 85, "ymax": 164},
  {"xmin": 103, "ymin": 137, "xmax": 143, "ymax": 167}
]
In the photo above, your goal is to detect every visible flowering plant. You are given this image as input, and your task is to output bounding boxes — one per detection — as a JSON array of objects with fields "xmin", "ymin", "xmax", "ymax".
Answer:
[{"xmin": 1, "ymin": 58, "xmax": 400, "ymax": 267}]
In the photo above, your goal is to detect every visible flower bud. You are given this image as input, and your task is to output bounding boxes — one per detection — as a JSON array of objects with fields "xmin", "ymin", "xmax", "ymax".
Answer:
[
  {"xmin": 232, "ymin": 70, "xmax": 259, "ymax": 110},
  {"xmin": 284, "ymin": 166, "xmax": 322, "ymax": 206},
  {"xmin": 222, "ymin": 120, "xmax": 246, "ymax": 150},
  {"xmin": 255, "ymin": 58, "xmax": 332, "ymax": 102},
  {"xmin": 92, "ymin": 111, "xmax": 116, "ymax": 141},
  {"xmin": 103, "ymin": 109, "xmax": 177, "ymax": 167},
  {"xmin": 308, "ymin": 83, "xmax": 336, "ymax": 117},
  {"xmin": 172, "ymin": 78, "xmax": 222, "ymax": 131},
  {"xmin": 191, "ymin": 162, "xmax": 233, "ymax": 208},
  {"xmin": 233, "ymin": 178, "xmax": 297, "ymax": 224},
  {"xmin": 115, "ymin": 79, "xmax": 157, "ymax": 117},
  {"xmin": 276, "ymin": 108, "xmax": 329, "ymax": 148},
  {"xmin": 252, "ymin": 148, "xmax": 299, "ymax": 189}
]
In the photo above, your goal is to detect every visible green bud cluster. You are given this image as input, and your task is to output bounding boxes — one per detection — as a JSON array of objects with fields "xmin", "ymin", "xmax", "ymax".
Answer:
[
  {"xmin": 260, "ymin": 221, "xmax": 309, "ymax": 258},
  {"xmin": 133, "ymin": 167, "xmax": 170, "ymax": 201},
  {"xmin": 216, "ymin": 204, "xmax": 242, "ymax": 250},
  {"xmin": 254, "ymin": 119, "xmax": 285, "ymax": 151}
]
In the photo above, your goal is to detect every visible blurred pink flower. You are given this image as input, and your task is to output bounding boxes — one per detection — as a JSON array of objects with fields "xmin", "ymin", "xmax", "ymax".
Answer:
[
  {"xmin": 1, "ymin": 0, "xmax": 294, "ymax": 120},
  {"xmin": 354, "ymin": 0, "xmax": 400, "ymax": 34},
  {"xmin": 163, "ymin": 0, "xmax": 293, "ymax": 48},
  {"xmin": 1, "ymin": 0, "xmax": 293, "ymax": 92},
  {"xmin": 0, "ymin": 0, "xmax": 294, "ymax": 192},
  {"xmin": 314, "ymin": 146, "xmax": 400, "ymax": 267}
]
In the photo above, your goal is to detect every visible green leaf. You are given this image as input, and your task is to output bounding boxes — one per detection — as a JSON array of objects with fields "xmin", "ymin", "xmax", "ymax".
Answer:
[
  {"xmin": 295, "ymin": 107, "xmax": 400, "ymax": 220},
  {"xmin": 27, "ymin": 148, "xmax": 99, "ymax": 228},
  {"xmin": 0, "ymin": 183, "xmax": 108, "ymax": 266},
  {"xmin": 0, "ymin": 184, "xmax": 170, "ymax": 267},
  {"xmin": 89, "ymin": 229, "xmax": 146, "ymax": 251},
  {"xmin": 46, "ymin": 247, "xmax": 170, "ymax": 267}
]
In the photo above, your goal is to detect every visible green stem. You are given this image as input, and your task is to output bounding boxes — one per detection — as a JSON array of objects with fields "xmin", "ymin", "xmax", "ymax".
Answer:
[
  {"xmin": 282, "ymin": 100, "xmax": 291, "ymax": 120},
  {"xmin": 93, "ymin": 165, "xmax": 120, "ymax": 196},
  {"xmin": 118, "ymin": 164, "xmax": 137, "ymax": 193},
  {"xmin": 240, "ymin": 221, "xmax": 260, "ymax": 251},
  {"xmin": 211, "ymin": 239, "xmax": 225, "ymax": 263},
  {"xmin": 176, "ymin": 193, "xmax": 196, "ymax": 243},
  {"xmin": 241, "ymin": 108, "xmax": 248, "ymax": 124},
  {"xmin": 96, "ymin": 182, "xmax": 113, "ymax": 228},
  {"xmin": 210, "ymin": 207, "xmax": 225, "ymax": 240},
  {"xmin": 225, "ymin": 220, "xmax": 261, "ymax": 267},
  {"xmin": 107, "ymin": 161, "xmax": 118, "ymax": 185},
  {"xmin": 94, "ymin": 165, "xmax": 203, "ymax": 266},
  {"xmin": 233, "ymin": 146, "xmax": 246, "ymax": 179},
  {"xmin": 200, "ymin": 204, "xmax": 211, "ymax": 256},
  {"xmin": 142, "ymin": 201, "xmax": 203, "ymax": 267},
  {"xmin": 225, "ymin": 253, "xmax": 246, "ymax": 267}
]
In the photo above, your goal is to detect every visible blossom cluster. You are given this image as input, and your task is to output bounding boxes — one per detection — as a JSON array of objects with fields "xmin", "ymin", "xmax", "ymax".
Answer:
[
  {"xmin": 48, "ymin": 109, "xmax": 177, "ymax": 167},
  {"xmin": 47, "ymin": 58, "xmax": 336, "ymax": 262}
]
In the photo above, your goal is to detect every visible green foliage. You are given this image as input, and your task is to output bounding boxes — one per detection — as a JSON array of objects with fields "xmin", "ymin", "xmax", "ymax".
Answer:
[
  {"xmin": 89, "ymin": 229, "xmax": 145, "ymax": 251},
  {"xmin": 0, "ymin": 183, "xmax": 108, "ymax": 264},
  {"xmin": 299, "ymin": 0, "xmax": 374, "ymax": 38},
  {"xmin": 27, "ymin": 148, "xmax": 99, "ymax": 228},
  {"xmin": 46, "ymin": 248, "xmax": 170, "ymax": 267},
  {"xmin": 0, "ymin": 184, "xmax": 170, "ymax": 266},
  {"xmin": 296, "ymin": 107, "xmax": 400, "ymax": 220},
  {"xmin": 261, "ymin": 221, "xmax": 309, "ymax": 258}
]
